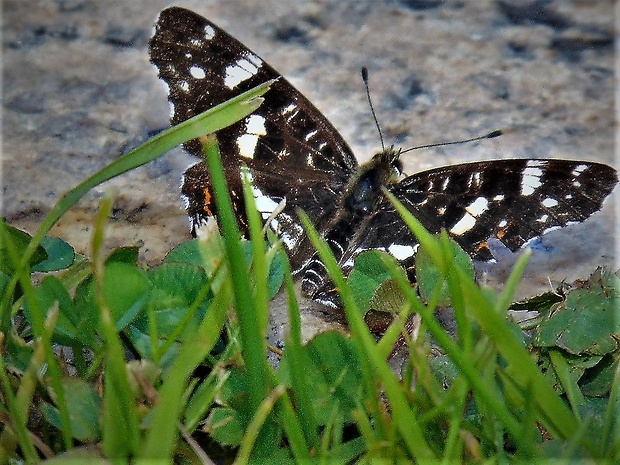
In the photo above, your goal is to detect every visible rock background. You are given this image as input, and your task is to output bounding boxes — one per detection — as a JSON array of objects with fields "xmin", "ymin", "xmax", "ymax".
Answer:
[{"xmin": 3, "ymin": 0, "xmax": 616, "ymax": 314}]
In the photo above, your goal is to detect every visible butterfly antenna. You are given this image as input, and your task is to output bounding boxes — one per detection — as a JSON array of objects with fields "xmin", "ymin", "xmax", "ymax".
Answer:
[
  {"xmin": 400, "ymin": 129, "xmax": 506, "ymax": 154},
  {"xmin": 361, "ymin": 67, "xmax": 386, "ymax": 152}
]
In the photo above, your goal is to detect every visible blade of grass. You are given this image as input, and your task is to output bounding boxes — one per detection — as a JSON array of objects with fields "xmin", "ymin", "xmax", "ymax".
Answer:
[
  {"xmin": 282, "ymin": 257, "xmax": 320, "ymax": 449},
  {"xmin": 241, "ymin": 167, "xmax": 270, "ymax": 343},
  {"xmin": 455, "ymin": 261, "xmax": 582, "ymax": 443},
  {"xmin": 276, "ymin": 389, "xmax": 312, "ymax": 462},
  {"xmin": 234, "ymin": 385, "xmax": 286, "ymax": 465},
  {"xmin": 375, "ymin": 226, "xmax": 526, "ymax": 448},
  {"xmin": 601, "ymin": 359, "xmax": 620, "ymax": 457},
  {"xmin": 203, "ymin": 138, "xmax": 270, "ymax": 402},
  {"xmin": 201, "ymin": 137, "xmax": 278, "ymax": 458},
  {"xmin": 93, "ymin": 195, "xmax": 140, "ymax": 459},
  {"xmin": 0, "ymin": 334, "xmax": 40, "ymax": 462},
  {"xmin": 383, "ymin": 190, "xmax": 583, "ymax": 450},
  {"xmin": 549, "ymin": 347, "xmax": 585, "ymax": 417}
]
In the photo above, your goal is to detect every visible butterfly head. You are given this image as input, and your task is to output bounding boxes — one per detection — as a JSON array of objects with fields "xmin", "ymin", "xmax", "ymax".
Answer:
[
  {"xmin": 371, "ymin": 146, "xmax": 403, "ymax": 180},
  {"xmin": 341, "ymin": 147, "xmax": 402, "ymax": 217}
]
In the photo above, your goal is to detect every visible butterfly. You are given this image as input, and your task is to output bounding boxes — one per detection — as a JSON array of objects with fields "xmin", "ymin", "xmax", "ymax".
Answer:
[{"xmin": 149, "ymin": 7, "xmax": 617, "ymax": 308}]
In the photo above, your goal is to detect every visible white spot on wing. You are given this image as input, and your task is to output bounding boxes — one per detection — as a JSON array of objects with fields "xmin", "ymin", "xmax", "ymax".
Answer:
[
  {"xmin": 224, "ymin": 54, "xmax": 261, "ymax": 89},
  {"xmin": 388, "ymin": 244, "xmax": 417, "ymax": 260},
  {"xmin": 542, "ymin": 197, "xmax": 558, "ymax": 208},
  {"xmin": 466, "ymin": 197, "xmax": 489, "ymax": 216},
  {"xmin": 237, "ymin": 134, "xmax": 258, "ymax": 158},
  {"xmin": 572, "ymin": 164, "xmax": 588, "ymax": 176},
  {"xmin": 305, "ymin": 129, "xmax": 318, "ymax": 141},
  {"xmin": 450, "ymin": 213, "xmax": 476, "ymax": 235},
  {"xmin": 521, "ymin": 162, "xmax": 543, "ymax": 196},
  {"xmin": 246, "ymin": 114, "xmax": 266, "ymax": 134},
  {"xmin": 237, "ymin": 115, "xmax": 267, "ymax": 159},
  {"xmin": 203, "ymin": 24, "xmax": 216, "ymax": 40},
  {"xmin": 473, "ymin": 172, "xmax": 481, "ymax": 186},
  {"xmin": 190, "ymin": 66, "xmax": 206, "ymax": 79},
  {"xmin": 281, "ymin": 104, "xmax": 297, "ymax": 115},
  {"xmin": 255, "ymin": 196, "xmax": 279, "ymax": 218}
]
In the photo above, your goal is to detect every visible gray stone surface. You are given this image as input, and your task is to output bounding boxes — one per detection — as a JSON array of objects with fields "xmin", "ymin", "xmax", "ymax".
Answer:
[{"xmin": 3, "ymin": 1, "xmax": 617, "ymax": 341}]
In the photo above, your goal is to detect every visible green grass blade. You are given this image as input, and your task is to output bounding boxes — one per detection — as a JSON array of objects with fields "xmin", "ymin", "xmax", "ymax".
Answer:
[
  {"xmin": 234, "ymin": 385, "xmax": 286, "ymax": 465},
  {"xmin": 202, "ymin": 137, "xmax": 279, "ymax": 459},
  {"xmin": 601, "ymin": 359, "xmax": 620, "ymax": 457},
  {"xmin": 241, "ymin": 167, "xmax": 270, "ymax": 342},
  {"xmin": 282, "ymin": 257, "xmax": 320, "ymax": 448},
  {"xmin": 93, "ymin": 196, "xmax": 140, "ymax": 459},
  {"xmin": 456, "ymin": 265, "xmax": 579, "ymax": 435},
  {"xmin": 0, "ymin": 222, "xmax": 74, "ymax": 451}
]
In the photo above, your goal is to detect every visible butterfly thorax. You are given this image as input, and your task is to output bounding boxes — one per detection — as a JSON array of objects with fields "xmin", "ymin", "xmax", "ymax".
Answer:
[{"xmin": 341, "ymin": 147, "xmax": 402, "ymax": 218}]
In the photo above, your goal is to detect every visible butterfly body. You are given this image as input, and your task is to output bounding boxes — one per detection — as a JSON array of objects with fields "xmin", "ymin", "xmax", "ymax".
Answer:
[{"xmin": 150, "ymin": 7, "xmax": 617, "ymax": 308}]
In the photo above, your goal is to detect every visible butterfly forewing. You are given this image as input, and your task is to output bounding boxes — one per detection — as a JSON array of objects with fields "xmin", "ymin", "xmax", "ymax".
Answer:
[
  {"xmin": 150, "ymin": 7, "xmax": 357, "ymax": 270},
  {"xmin": 150, "ymin": 7, "xmax": 617, "ymax": 309}
]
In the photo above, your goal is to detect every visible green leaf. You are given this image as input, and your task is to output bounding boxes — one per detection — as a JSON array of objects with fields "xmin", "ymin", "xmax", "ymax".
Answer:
[
  {"xmin": 266, "ymin": 245, "xmax": 286, "ymax": 299},
  {"xmin": 509, "ymin": 291, "xmax": 564, "ymax": 313},
  {"xmin": 204, "ymin": 407, "xmax": 245, "ymax": 446},
  {"xmin": 579, "ymin": 353, "xmax": 620, "ymax": 397},
  {"xmin": 31, "ymin": 236, "xmax": 74, "ymax": 272},
  {"xmin": 534, "ymin": 284, "xmax": 619, "ymax": 356},
  {"xmin": 105, "ymin": 262, "xmax": 152, "ymax": 330},
  {"xmin": 165, "ymin": 238, "xmax": 208, "ymax": 268},
  {"xmin": 25, "ymin": 275, "xmax": 87, "ymax": 346},
  {"xmin": 280, "ymin": 331, "xmax": 364, "ymax": 425},
  {"xmin": 105, "ymin": 246, "xmax": 140, "ymax": 265},
  {"xmin": 135, "ymin": 262, "xmax": 210, "ymax": 338},
  {"xmin": 40, "ymin": 378, "xmax": 102, "ymax": 442},
  {"xmin": 347, "ymin": 250, "xmax": 399, "ymax": 315},
  {"xmin": 73, "ymin": 262, "xmax": 151, "ymax": 333},
  {"xmin": 0, "ymin": 223, "xmax": 47, "ymax": 274},
  {"xmin": 416, "ymin": 236, "xmax": 474, "ymax": 307}
]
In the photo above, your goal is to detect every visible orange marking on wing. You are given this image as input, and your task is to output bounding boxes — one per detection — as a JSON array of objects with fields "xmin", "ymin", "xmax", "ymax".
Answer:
[
  {"xmin": 203, "ymin": 188, "xmax": 214, "ymax": 216},
  {"xmin": 496, "ymin": 220, "xmax": 515, "ymax": 240},
  {"xmin": 475, "ymin": 242, "xmax": 489, "ymax": 253}
]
